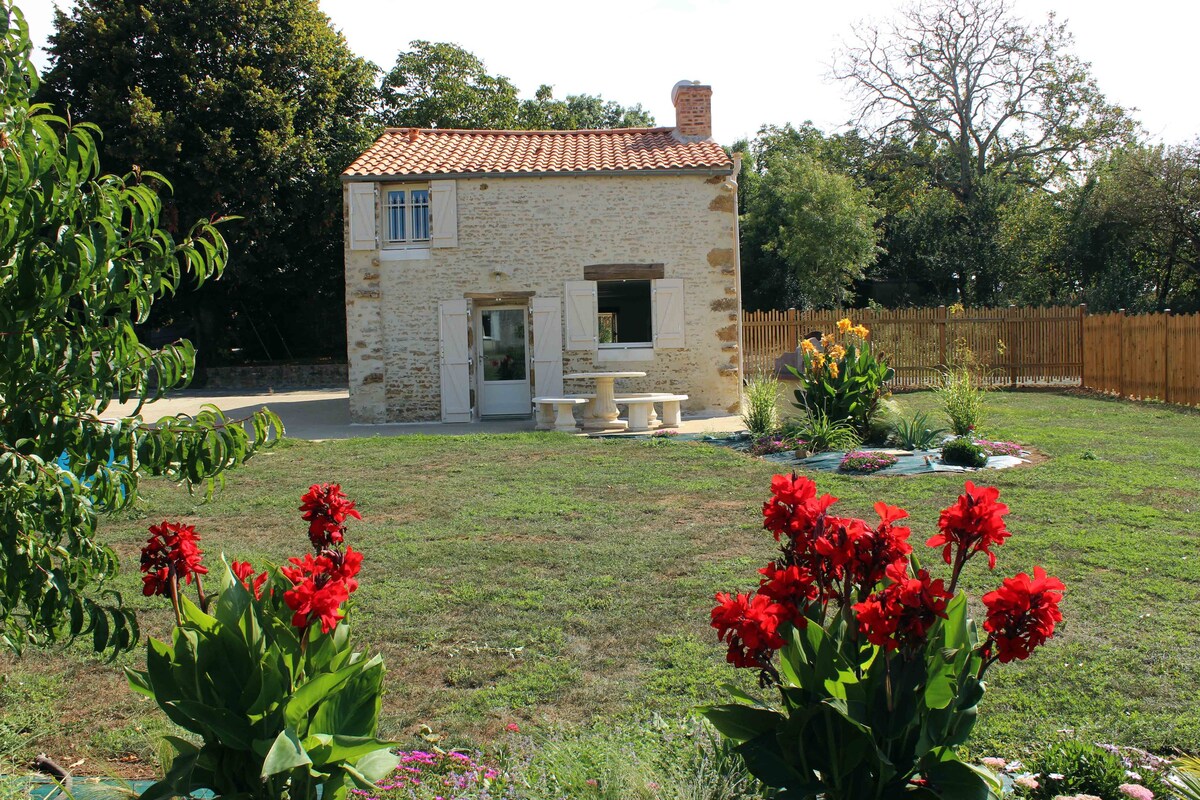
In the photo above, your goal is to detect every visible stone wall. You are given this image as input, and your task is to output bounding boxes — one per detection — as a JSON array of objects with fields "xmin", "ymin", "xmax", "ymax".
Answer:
[
  {"xmin": 203, "ymin": 363, "xmax": 348, "ymax": 390},
  {"xmin": 344, "ymin": 171, "xmax": 742, "ymax": 423}
]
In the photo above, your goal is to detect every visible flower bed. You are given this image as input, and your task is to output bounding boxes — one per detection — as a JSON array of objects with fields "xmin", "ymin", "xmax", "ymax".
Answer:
[
  {"xmin": 978, "ymin": 439, "xmax": 1024, "ymax": 457},
  {"xmin": 839, "ymin": 450, "xmax": 899, "ymax": 473}
]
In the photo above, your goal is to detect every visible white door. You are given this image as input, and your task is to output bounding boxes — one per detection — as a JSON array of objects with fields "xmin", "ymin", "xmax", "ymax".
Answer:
[{"xmin": 476, "ymin": 306, "xmax": 532, "ymax": 417}]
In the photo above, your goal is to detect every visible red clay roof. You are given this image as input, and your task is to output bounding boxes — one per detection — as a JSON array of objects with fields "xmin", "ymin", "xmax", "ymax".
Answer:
[{"xmin": 343, "ymin": 127, "xmax": 732, "ymax": 178}]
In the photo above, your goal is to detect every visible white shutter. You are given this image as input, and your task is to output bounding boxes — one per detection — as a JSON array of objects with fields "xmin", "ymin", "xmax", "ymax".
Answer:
[
  {"xmin": 652, "ymin": 278, "xmax": 685, "ymax": 349},
  {"xmin": 429, "ymin": 180, "xmax": 458, "ymax": 248},
  {"xmin": 439, "ymin": 299, "xmax": 471, "ymax": 422},
  {"xmin": 564, "ymin": 280, "xmax": 598, "ymax": 352},
  {"xmin": 531, "ymin": 296, "xmax": 564, "ymax": 397},
  {"xmin": 348, "ymin": 182, "xmax": 376, "ymax": 250}
]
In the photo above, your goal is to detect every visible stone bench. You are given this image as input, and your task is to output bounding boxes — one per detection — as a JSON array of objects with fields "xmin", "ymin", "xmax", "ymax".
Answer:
[
  {"xmin": 532, "ymin": 396, "xmax": 590, "ymax": 432},
  {"xmin": 614, "ymin": 393, "xmax": 689, "ymax": 432}
]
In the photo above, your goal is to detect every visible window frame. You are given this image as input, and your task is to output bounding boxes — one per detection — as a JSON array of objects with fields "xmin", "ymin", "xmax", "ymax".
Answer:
[{"xmin": 381, "ymin": 183, "xmax": 432, "ymax": 249}]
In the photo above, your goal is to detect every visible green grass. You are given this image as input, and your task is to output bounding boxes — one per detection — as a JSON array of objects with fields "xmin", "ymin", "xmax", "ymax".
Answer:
[{"xmin": 3, "ymin": 391, "xmax": 1200, "ymax": 780}]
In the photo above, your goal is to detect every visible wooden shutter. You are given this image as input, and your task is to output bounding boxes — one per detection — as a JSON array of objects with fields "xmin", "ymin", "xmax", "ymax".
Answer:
[
  {"xmin": 348, "ymin": 182, "xmax": 376, "ymax": 250},
  {"xmin": 531, "ymin": 296, "xmax": 564, "ymax": 397},
  {"xmin": 439, "ymin": 298, "xmax": 471, "ymax": 422},
  {"xmin": 652, "ymin": 278, "xmax": 685, "ymax": 349},
  {"xmin": 429, "ymin": 180, "xmax": 458, "ymax": 248},
  {"xmin": 564, "ymin": 280, "xmax": 598, "ymax": 352}
]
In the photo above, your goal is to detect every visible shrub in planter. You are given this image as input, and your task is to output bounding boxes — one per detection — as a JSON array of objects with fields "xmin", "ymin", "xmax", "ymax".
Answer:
[
  {"xmin": 783, "ymin": 412, "xmax": 861, "ymax": 454},
  {"xmin": 742, "ymin": 370, "xmax": 782, "ymax": 437},
  {"xmin": 892, "ymin": 411, "xmax": 949, "ymax": 451},
  {"xmin": 789, "ymin": 318, "xmax": 894, "ymax": 437},
  {"xmin": 127, "ymin": 484, "xmax": 399, "ymax": 800},
  {"xmin": 942, "ymin": 437, "xmax": 989, "ymax": 468},
  {"xmin": 701, "ymin": 476, "xmax": 1065, "ymax": 800}
]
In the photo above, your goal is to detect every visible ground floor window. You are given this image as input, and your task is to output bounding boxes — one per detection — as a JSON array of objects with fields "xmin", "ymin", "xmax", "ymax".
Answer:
[{"xmin": 597, "ymin": 280, "xmax": 652, "ymax": 346}]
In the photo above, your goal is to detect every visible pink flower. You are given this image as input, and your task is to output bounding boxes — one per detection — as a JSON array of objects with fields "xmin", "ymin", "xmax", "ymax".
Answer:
[
  {"xmin": 506, "ymin": 723, "xmax": 520, "ymax": 732},
  {"xmin": 1119, "ymin": 785, "xmax": 1154, "ymax": 800},
  {"xmin": 981, "ymin": 757, "xmax": 1007, "ymax": 771},
  {"xmin": 1014, "ymin": 775, "xmax": 1039, "ymax": 790}
]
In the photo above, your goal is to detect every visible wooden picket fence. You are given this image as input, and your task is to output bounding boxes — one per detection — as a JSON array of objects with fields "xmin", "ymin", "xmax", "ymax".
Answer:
[
  {"xmin": 742, "ymin": 305, "xmax": 1200, "ymax": 406},
  {"xmin": 1082, "ymin": 311, "xmax": 1200, "ymax": 407},
  {"xmin": 742, "ymin": 306, "xmax": 1087, "ymax": 389}
]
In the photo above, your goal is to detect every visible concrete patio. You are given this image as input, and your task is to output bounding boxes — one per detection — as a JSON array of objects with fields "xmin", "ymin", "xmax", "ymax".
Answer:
[{"xmin": 105, "ymin": 388, "xmax": 742, "ymax": 441}]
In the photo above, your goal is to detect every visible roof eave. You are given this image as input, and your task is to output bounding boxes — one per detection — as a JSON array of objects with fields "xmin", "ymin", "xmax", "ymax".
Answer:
[{"xmin": 340, "ymin": 166, "xmax": 735, "ymax": 182}]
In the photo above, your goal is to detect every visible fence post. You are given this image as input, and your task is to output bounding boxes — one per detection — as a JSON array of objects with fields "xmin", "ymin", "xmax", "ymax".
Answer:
[
  {"xmin": 1117, "ymin": 309, "xmax": 1127, "ymax": 399},
  {"xmin": 1164, "ymin": 309, "xmax": 1172, "ymax": 405},
  {"xmin": 787, "ymin": 307, "xmax": 798, "ymax": 351},
  {"xmin": 937, "ymin": 305, "xmax": 948, "ymax": 368},
  {"xmin": 1006, "ymin": 305, "xmax": 1019, "ymax": 388},
  {"xmin": 1077, "ymin": 303, "xmax": 1087, "ymax": 387}
]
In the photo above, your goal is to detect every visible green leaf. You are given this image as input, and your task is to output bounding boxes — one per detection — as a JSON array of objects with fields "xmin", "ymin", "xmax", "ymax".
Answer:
[
  {"xmin": 262, "ymin": 728, "xmax": 313, "ymax": 777},
  {"xmin": 697, "ymin": 703, "xmax": 783, "ymax": 742}
]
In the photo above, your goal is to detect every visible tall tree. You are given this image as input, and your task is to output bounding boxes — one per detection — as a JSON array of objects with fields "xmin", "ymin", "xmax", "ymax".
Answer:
[
  {"xmin": 835, "ymin": 0, "xmax": 1133, "ymax": 303},
  {"xmin": 380, "ymin": 41, "xmax": 520, "ymax": 129},
  {"xmin": 738, "ymin": 125, "xmax": 882, "ymax": 310},
  {"xmin": 0, "ymin": 1, "xmax": 279, "ymax": 653},
  {"xmin": 380, "ymin": 43, "xmax": 654, "ymax": 131},
  {"xmin": 41, "ymin": 0, "xmax": 378, "ymax": 364}
]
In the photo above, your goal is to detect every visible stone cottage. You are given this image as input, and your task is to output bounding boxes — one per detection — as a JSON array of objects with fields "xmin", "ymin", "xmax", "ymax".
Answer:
[{"xmin": 341, "ymin": 81, "xmax": 742, "ymax": 423}]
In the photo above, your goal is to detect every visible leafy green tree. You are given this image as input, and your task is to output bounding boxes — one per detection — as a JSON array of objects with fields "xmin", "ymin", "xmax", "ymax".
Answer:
[
  {"xmin": 517, "ymin": 85, "xmax": 654, "ymax": 130},
  {"xmin": 380, "ymin": 41, "xmax": 520, "ymax": 129},
  {"xmin": 0, "ymin": 2, "xmax": 280, "ymax": 653},
  {"xmin": 381, "ymin": 43, "xmax": 654, "ymax": 132},
  {"xmin": 40, "ymin": 0, "xmax": 379, "ymax": 364},
  {"xmin": 835, "ymin": 0, "xmax": 1134, "ymax": 303},
  {"xmin": 737, "ymin": 125, "xmax": 882, "ymax": 309}
]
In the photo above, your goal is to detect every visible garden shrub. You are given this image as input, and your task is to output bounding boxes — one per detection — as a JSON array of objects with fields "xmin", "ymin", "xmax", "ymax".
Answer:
[
  {"xmin": 1019, "ymin": 740, "xmax": 1170, "ymax": 800},
  {"xmin": 942, "ymin": 437, "xmax": 989, "ymax": 468},
  {"xmin": 783, "ymin": 412, "xmax": 861, "ymax": 453},
  {"xmin": 741, "ymin": 370, "xmax": 781, "ymax": 437},
  {"xmin": 789, "ymin": 317, "xmax": 894, "ymax": 437},
  {"xmin": 892, "ymin": 411, "xmax": 949, "ymax": 450}
]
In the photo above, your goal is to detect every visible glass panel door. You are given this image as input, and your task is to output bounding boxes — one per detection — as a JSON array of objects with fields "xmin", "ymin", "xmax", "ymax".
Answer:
[{"xmin": 478, "ymin": 307, "xmax": 531, "ymax": 416}]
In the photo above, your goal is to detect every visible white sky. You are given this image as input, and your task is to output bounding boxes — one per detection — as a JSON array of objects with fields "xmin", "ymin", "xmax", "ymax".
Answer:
[{"xmin": 18, "ymin": 0, "xmax": 1199, "ymax": 146}]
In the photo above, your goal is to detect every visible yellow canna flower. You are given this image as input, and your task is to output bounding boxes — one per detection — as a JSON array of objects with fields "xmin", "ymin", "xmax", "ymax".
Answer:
[
  {"xmin": 801, "ymin": 339, "xmax": 817, "ymax": 355},
  {"xmin": 828, "ymin": 361, "xmax": 840, "ymax": 379},
  {"xmin": 852, "ymin": 325, "xmax": 870, "ymax": 339},
  {"xmin": 812, "ymin": 352, "xmax": 826, "ymax": 369},
  {"xmin": 830, "ymin": 344, "xmax": 847, "ymax": 361},
  {"xmin": 821, "ymin": 333, "xmax": 836, "ymax": 347},
  {"xmin": 837, "ymin": 318, "xmax": 852, "ymax": 334}
]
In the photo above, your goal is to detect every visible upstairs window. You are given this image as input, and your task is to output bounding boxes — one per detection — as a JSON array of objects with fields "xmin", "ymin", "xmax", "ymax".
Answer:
[{"xmin": 384, "ymin": 185, "xmax": 430, "ymax": 246}]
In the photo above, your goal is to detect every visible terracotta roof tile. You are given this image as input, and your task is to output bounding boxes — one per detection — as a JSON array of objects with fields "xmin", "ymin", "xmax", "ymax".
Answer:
[{"xmin": 343, "ymin": 127, "xmax": 731, "ymax": 178}]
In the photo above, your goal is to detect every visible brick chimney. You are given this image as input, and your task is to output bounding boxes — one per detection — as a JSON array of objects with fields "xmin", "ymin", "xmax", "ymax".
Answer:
[{"xmin": 671, "ymin": 80, "xmax": 712, "ymax": 140}]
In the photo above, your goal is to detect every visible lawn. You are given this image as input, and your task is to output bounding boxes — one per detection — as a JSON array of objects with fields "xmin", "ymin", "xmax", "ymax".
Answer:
[{"xmin": 2, "ymin": 391, "xmax": 1199, "ymax": 785}]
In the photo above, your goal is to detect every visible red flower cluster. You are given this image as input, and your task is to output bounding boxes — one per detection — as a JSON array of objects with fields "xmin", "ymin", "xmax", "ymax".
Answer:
[
  {"xmin": 982, "ymin": 567, "xmax": 1065, "ymax": 663},
  {"xmin": 300, "ymin": 483, "xmax": 362, "ymax": 551},
  {"xmin": 711, "ymin": 592, "xmax": 786, "ymax": 668},
  {"xmin": 140, "ymin": 521, "xmax": 208, "ymax": 597},
  {"xmin": 231, "ymin": 560, "xmax": 269, "ymax": 600},
  {"xmin": 853, "ymin": 562, "xmax": 953, "ymax": 652},
  {"xmin": 282, "ymin": 548, "xmax": 363, "ymax": 634},
  {"xmin": 927, "ymin": 481, "xmax": 1010, "ymax": 570}
]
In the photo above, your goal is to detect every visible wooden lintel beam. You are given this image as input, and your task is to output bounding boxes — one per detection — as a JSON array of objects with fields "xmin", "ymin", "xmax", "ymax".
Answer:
[{"xmin": 583, "ymin": 263, "xmax": 665, "ymax": 281}]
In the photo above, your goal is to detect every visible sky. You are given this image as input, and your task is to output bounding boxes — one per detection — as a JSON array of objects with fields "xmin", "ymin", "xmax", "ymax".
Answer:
[{"xmin": 17, "ymin": 0, "xmax": 1199, "ymax": 147}]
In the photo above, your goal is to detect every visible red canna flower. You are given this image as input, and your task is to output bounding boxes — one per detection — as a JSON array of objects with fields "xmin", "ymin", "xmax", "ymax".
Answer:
[
  {"xmin": 762, "ymin": 473, "xmax": 838, "ymax": 547},
  {"xmin": 853, "ymin": 562, "xmax": 952, "ymax": 652},
  {"xmin": 299, "ymin": 483, "xmax": 362, "ymax": 551},
  {"xmin": 981, "ymin": 567, "xmax": 1065, "ymax": 663},
  {"xmin": 140, "ymin": 521, "xmax": 208, "ymax": 597},
  {"xmin": 757, "ymin": 562, "xmax": 818, "ymax": 626},
  {"xmin": 847, "ymin": 502, "xmax": 914, "ymax": 590},
  {"xmin": 711, "ymin": 591, "xmax": 786, "ymax": 669},
  {"xmin": 284, "ymin": 575, "xmax": 350, "ymax": 634},
  {"xmin": 231, "ymin": 560, "xmax": 269, "ymax": 600},
  {"xmin": 927, "ymin": 481, "xmax": 1011, "ymax": 571}
]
